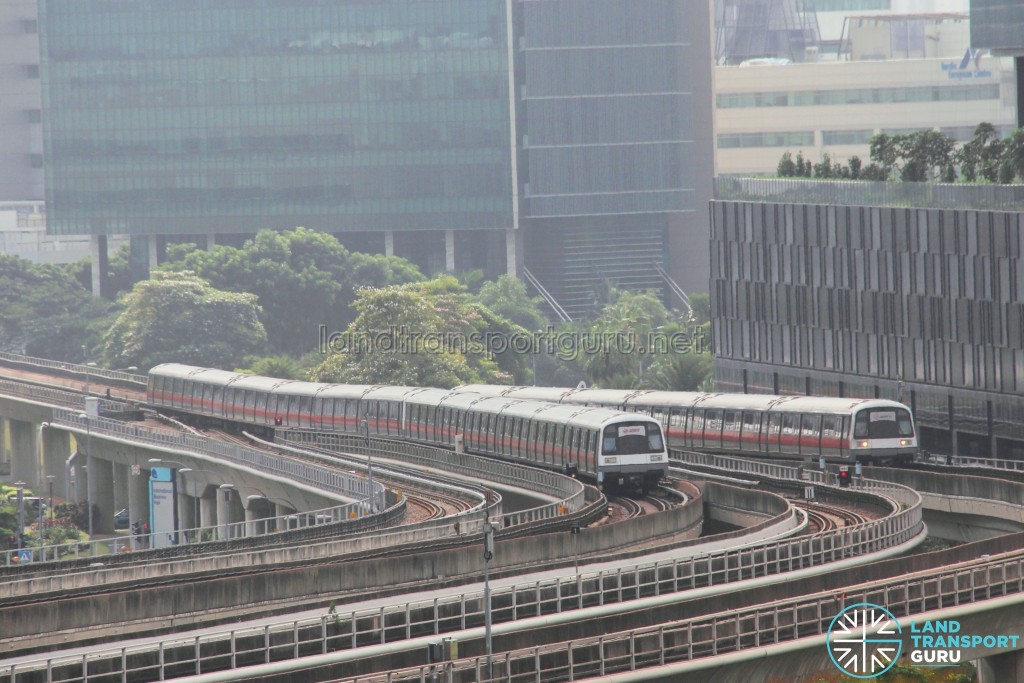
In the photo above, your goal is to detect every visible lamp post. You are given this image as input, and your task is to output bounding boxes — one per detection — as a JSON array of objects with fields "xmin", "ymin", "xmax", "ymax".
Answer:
[
  {"xmin": 482, "ymin": 509, "xmax": 495, "ymax": 680},
  {"xmin": 42, "ymin": 474, "xmax": 55, "ymax": 559}
]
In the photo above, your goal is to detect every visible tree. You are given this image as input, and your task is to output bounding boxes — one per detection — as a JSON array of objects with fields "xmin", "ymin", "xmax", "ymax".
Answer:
[
  {"xmin": 476, "ymin": 274, "xmax": 550, "ymax": 332},
  {"xmin": 580, "ymin": 289, "xmax": 673, "ymax": 389},
  {"xmin": 1001, "ymin": 128, "xmax": 1024, "ymax": 183},
  {"xmin": 166, "ymin": 228, "xmax": 423, "ymax": 356},
  {"xmin": 777, "ymin": 151, "xmax": 797, "ymax": 177},
  {"xmin": 0, "ymin": 254, "xmax": 115, "ymax": 361},
  {"xmin": 644, "ymin": 346, "xmax": 713, "ymax": 392},
  {"xmin": 103, "ymin": 271, "xmax": 268, "ymax": 370},
  {"xmin": 956, "ymin": 122, "xmax": 1005, "ymax": 182},
  {"xmin": 236, "ymin": 355, "xmax": 306, "ymax": 380},
  {"xmin": 310, "ymin": 276, "xmax": 520, "ymax": 387}
]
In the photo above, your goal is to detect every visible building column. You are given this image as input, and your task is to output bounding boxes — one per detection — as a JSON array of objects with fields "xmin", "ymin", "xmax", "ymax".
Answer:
[
  {"xmin": 42, "ymin": 428, "xmax": 70, "ymax": 500},
  {"xmin": 72, "ymin": 455, "xmax": 87, "ymax": 503},
  {"xmin": 127, "ymin": 468, "xmax": 149, "ymax": 548},
  {"xmin": 445, "ymin": 230, "xmax": 456, "ymax": 271},
  {"xmin": 199, "ymin": 490, "xmax": 216, "ymax": 531},
  {"xmin": 90, "ymin": 235, "xmax": 109, "ymax": 298},
  {"xmin": 112, "ymin": 462, "xmax": 129, "ymax": 519},
  {"xmin": 505, "ymin": 229, "xmax": 518, "ymax": 275},
  {"xmin": 0, "ymin": 418, "xmax": 10, "ymax": 474},
  {"xmin": 977, "ymin": 650, "xmax": 1024, "ymax": 683},
  {"xmin": 9, "ymin": 419, "xmax": 38, "ymax": 489},
  {"xmin": 90, "ymin": 457, "xmax": 115, "ymax": 534},
  {"xmin": 384, "ymin": 231, "xmax": 395, "ymax": 258},
  {"xmin": 217, "ymin": 485, "xmax": 238, "ymax": 540}
]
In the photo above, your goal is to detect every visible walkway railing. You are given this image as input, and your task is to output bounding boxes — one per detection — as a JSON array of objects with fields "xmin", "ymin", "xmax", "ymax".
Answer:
[
  {"xmin": 0, "ymin": 465, "xmax": 924, "ymax": 681},
  {"xmin": 0, "ymin": 351, "xmax": 147, "ymax": 385},
  {"xmin": 357, "ymin": 550, "xmax": 1024, "ymax": 682}
]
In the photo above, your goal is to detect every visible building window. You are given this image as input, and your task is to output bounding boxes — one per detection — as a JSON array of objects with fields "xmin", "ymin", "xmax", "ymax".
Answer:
[
  {"xmin": 29, "ymin": 154, "xmax": 43, "ymax": 168},
  {"xmin": 23, "ymin": 65, "xmax": 39, "ymax": 79},
  {"xmin": 27, "ymin": 109, "xmax": 41, "ymax": 124},
  {"xmin": 21, "ymin": 19, "xmax": 38, "ymax": 34}
]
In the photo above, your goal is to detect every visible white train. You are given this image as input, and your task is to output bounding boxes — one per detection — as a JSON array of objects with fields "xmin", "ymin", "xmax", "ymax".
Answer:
[
  {"xmin": 147, "ymin": 365, "xmax": 669, "ymax": 492},
  {"xmin": 454, "ymin": 386, "xmax": 918, "ymax": 465}
]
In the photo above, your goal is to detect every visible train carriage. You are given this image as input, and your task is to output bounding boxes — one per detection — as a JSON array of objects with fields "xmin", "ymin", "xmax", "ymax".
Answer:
[
  {"xmin": 454, "ymin": 385, "xmax": 918, "ymax": 465},
  {"xmin": 147, "ymin": 365, "xmax": 669, "ymax": 492}
]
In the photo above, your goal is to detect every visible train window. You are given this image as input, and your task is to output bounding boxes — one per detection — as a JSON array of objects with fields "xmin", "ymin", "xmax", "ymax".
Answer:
[
  {"xmin": 742, "ymin": 412, "xmax": 759, "ymax": 434},
  {"xmin": 723, "ymin": 411, "xmax": 741, "ymax": 433},
  {"xmin": 669, "ymin": 409, "xmax": 682, "ymax": 427},
  {"xmin": 801, "ymin": 415, "xmax": 820, "ymax": 436},
  {"xmin": 602, "ymin": 423, "xmax": 656, "ymax": 455},
  {"xmin": 690, "ymin": 410, "xmax": 704, "ymax": 432},
  {"xmin": 854, "ymin": 408, "xmax": 915, "ymax": 438},
  {"xmin": 245, "ymin": 390, "xmax": 256, "ymax": 415},
  {"xmin": 648, "ymin": 425, "xmax": 664, "ymax": 450},
  {"xmin": 781, "ymin": 414, "xmax": 800, "ymax": 436},
  {"xmin": 706, "ymin": 410, "xmax": 723, "ymax": 432},
  {"xmin": 212, "ymin": 386, "xmax": 223, "ymax": 412},
  {"xmin": 299, "ymin": 397, "xmax": 311, "ymax": 425},
  {"xmin": 821, "ymin": 415, "xmax": 842, "ymax": 447}
]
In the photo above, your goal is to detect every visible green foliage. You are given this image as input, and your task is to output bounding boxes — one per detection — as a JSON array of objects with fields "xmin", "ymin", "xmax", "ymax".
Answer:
[
  {"xmin": 164, "ymin": 227, "xmax": 423, "ymax": 356},
  {"xmin": 645, "ymin": 344, "xmax": 713, "ymax": 392},
  {"xmin": 688, "ymin": 293, "xmax": 711, "ymax": 325},
  {"xmin": 0, "ymin": 254, "xmax": 115, "ymax": 361},
  {"xmin": 476, "ymin": 274, "xmax": 550, "ymax": 332},
  {"xmin": 237, "ymin": 355, "xmax": 306, "ymax": 380},
  {"xmin": 310, "ymin": 276, "xmax": 516, "ymax": 387},
  {"xmin": 777, "ymin": 151, "xmax": 798, "ymax": 177},
  {"xmin": 103, "ymin": 271, "xmax": 268, "ymax": 371}
]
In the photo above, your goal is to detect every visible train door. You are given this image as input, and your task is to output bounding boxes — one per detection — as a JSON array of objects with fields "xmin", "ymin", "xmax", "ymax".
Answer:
[
  {"xmin": 821, "ymin": 415, "xmax": 843, "ymax": 458},
  {"xmin": 722, "ymin": 411, "xmax": 741, "ymax": 451},
  {"xmin": 779, "ymin": 414, "xmax": 800, "ymax": 456},
  {"xmin": 740, "ymin": 411, "xmax": 760, "ymax": 453},
  {"xmin": 690, "ymin": 409, "xmax": 704, "ymax": 449},
  {"xmin": 799, "ymin": 414, "xmax": 822, "ymax": 457},
  {"xmin": 704, "ymin": 410, "xmax": 723, "ymax": 451},
  {"xmin": 766, "ymin": 413, "xmax": 782, "ymax": 453}
]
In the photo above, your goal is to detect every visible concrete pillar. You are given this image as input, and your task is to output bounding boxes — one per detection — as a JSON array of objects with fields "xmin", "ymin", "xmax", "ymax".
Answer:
[
  {"xmin": 244, "ymin": 504, "xmax": 264, "ymax": 538},
  {"xmin": 445, "ymin": 230, "xmax": 455, "ymax": 271},
  {"xmin": 72, "ymin": 456, "xmax": 86, "ymax": 503},
  {"xmin": 9, "ymin": 420, "xmax": 38, "ymax": 488},
  {"xmin": 90, "ymin": 457, "xmax": 115, "ymax": 534},
  {"xmin": 217, "ymin": 485, "xmax": 236, "ymax": 540},
  {"xmin": 505, "ymin": 229, "xmax": 518, "ymax": 275},
  {"xmin": 90, "ymin": 235, "xmax": 109, "ymax": 298},
  {"xmin": 199, "ymin": 491, "xmax": 216, "ymax": 531},
  {"xmin": 977, "ymin": 650, "xmax": 1024, "ymax": 683},
  {"xmin": 112, "ymin": 462, "xmax": 129, "ymax": 517},
  {"xmin": 384, "ymin": 230, "xmax": 395, "ymax": 257},
  {"xmin": 0, "ymin": 418, "xmax": 10, "ymax": 473},
  {"xmin": 177, "ymin": 487, "xmax": 192, "ymax": 533},
  {"xmin": 204, "ymin": 234, "xmax": 215, "ymax": 250},
  {"xmin": 42, "ymin": 428, "xmax": 70, "ymax": 500},
  {"xmin": 127, "ymin": 465, "xmax": 150, "ymax": 547}
]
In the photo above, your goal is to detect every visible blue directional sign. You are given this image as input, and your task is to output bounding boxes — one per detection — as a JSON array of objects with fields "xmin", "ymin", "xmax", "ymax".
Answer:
[{"xmin": 17, "ymin": 550, "xmax": 32, "ymax": 564}]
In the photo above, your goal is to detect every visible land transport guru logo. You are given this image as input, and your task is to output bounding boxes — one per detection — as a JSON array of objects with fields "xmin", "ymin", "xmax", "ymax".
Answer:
[
  {"xmin": 827, "ymin": 603, "xmax": 902, "ymax": 678},
  {"xmin": 827, "ymin": 602, "xmax": 1022, "ymax": 678}
]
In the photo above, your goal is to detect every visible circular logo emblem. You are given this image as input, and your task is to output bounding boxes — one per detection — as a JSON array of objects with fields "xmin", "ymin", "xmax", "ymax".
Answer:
[{"xmin": 827, "ymin": 602, "xmax": 902, "ymax": 678}]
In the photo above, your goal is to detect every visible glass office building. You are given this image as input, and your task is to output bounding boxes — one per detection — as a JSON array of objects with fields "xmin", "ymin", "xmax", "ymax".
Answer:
[
  {"xmin": 39, "ymin": 0, "xmax": 515, "ymax": 238},
  {"xmin": 711, "ymin": 197, "xmax": 1024, "ymax": 459},
  {"xmin": 37, "ymin": 0, "xmax": 713, "ymax": 310},
  {"xmin": 971, "ymin": 0, "xmax": 1024, "ymax": 129}
]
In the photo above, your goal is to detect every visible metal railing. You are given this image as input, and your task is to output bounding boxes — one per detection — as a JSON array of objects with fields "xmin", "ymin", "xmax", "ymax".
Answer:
[
  {"xmin": 0, "ymin": 351, "xmax": 147, "ymax": 385},
  {"xmin": 0, "ymin": 378, "xmax": 123, "ymax": 414},
  {"xmin": 714, "ymin": 175, "xmax": 1024, "ymax": 211},
  {"xmin": 0, "ymin": 473, "xmax": 923, "ymax": 681},
  {"xmin": 918, "ymin": 451, "xmax": 1024, "ymax": 472},
  {"xmin": 279, "ymin": 430, "xmax": 588, "ymax": 528},
  {"xmin": 358, "ymin": 552, "xmax": 1024, "ymax": 682}
]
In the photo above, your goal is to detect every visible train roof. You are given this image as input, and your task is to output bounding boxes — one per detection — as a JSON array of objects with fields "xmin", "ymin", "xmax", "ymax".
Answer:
[
  {"xmin": 450, "ymin": 384, "xmax": 912, "ymax": 414},
  {"xmin": 150, "ymin": 363, "xmax": 246, "ymax": 386}
]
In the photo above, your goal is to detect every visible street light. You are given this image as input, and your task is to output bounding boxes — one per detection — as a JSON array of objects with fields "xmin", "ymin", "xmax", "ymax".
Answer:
[
  {"xmin": 83, "ymin": 361, "xmax": 97, "ymax": 397},
  {"xmin": 42, "ymin": 474, "xmax": 55, "ymax": 559}
]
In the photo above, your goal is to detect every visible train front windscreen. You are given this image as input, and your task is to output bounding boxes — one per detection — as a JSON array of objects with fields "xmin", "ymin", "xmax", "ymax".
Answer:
[
  {"xmin": 602, "ymin": 422, "xmax": 664, "ymax": 455},
  {"xmin": 853, "ymin": 408, "xmax": 914, "ymax": 440}
]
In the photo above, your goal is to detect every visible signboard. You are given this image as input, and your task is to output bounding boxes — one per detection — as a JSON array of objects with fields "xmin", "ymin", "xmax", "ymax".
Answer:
[
  {"xmin": 17, "ymin": 550, "xmax": 32, "ymax": 564},
  {"xmin": 149, "ymin": 467, "xmax": 177, "ymax": 549},
  {"xmin": 131, "ymin": 464, "xmax": 141, "ymax": 476},
  {"xmin": 85, "ymin": 396, "xmax": 100, "ymax": 419},
  {"xmin": 870, "ymin": 411, "xmax": 896, "ymax": 422},
  {"xmin": 618, "ymin": 425, "xmax": 645, "ymax": 437}
]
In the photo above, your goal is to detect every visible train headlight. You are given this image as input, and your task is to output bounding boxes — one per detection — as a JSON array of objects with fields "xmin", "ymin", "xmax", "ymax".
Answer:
[
  {"xmin": 900, "ymin": 439, "xmax": 908, "ymax": 446},
  {"xmin": 604, "ymin": 456, "xmax": 618, "ymax": 464},
  {"xmin": 650, "ymin": 454, "xmax": 664, "ymax": 462},
  {"xmin": 859, "ymin": 441, "xmax": 869, "ymax": 448}
]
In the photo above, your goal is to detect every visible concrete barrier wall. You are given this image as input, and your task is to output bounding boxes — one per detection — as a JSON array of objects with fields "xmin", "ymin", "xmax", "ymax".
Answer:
[{"xmin": 0, "ymin": 486, "xmax": 708, "ymax": 650}]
